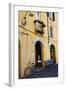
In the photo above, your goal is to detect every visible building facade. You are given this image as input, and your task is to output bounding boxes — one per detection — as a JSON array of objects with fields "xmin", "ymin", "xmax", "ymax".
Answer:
[{"xmin": 18, "ymin": 11, "xmax": 58, "ymax": 78}]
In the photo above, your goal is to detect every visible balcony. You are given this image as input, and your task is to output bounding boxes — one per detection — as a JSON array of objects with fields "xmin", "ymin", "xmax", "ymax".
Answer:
[{"xmin": 34, "ymin": 20, "xmax": 46, "ymax": 34}]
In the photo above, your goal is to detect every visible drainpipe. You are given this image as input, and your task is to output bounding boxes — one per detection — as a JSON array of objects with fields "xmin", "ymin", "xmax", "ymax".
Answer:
[{"xmin": 47, "ymin": 12, "xmax": 50, "ymax": 44}]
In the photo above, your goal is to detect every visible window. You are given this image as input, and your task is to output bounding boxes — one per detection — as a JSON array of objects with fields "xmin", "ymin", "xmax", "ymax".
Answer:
[
  {"xmin": 36, "ymin": 12, "xmax": 40, "ymax": 20},
  {"xmin": 34, "ymin": 12, "xmax": 45, "ymax": 34},
  {"xmin": 53, "ymin": 12, "xmax": 55, "ymax": 21},
  {"xmin": 50, "ymin": 26, "xmax": 53, "ymax": 38},
  {"xmin": 35, "ymin": 12, "xmax": 40, "ymax": 31},
  {"xmin": 47, "ymin": 12, "xmax": 55, "ymax": 21}
]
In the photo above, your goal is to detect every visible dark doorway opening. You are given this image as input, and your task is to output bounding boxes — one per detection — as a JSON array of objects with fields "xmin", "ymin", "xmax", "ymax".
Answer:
[
  {"xmin": 35, "ymin": 41, "xmax": 42, "ymax": 67},
  {"xmin": 50, "ymin": 44, "xmax": 56, "ymax": 63}
]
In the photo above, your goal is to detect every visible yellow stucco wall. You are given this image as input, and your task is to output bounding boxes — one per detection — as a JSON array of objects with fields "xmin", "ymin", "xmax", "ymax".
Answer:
[{"xmin": 18, "ymin": 11, "xmax": 58, "ymax": 78}]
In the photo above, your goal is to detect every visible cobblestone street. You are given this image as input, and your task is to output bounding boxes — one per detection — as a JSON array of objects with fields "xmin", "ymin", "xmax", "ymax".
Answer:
[{"xmin": 24, "ymin": 64, "xmax": 58, "ymax": 79}]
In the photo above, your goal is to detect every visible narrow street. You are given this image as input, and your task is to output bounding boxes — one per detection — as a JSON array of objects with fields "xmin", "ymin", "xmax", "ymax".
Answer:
[{"xmin": 24, "ymin": 64, "xmax": 58, "ymax": 79}]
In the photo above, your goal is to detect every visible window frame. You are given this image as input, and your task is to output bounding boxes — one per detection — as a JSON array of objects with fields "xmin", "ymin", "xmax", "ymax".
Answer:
[{"xmin": 48, "ymin": 12, "xmax": 55, "ymax": 21}]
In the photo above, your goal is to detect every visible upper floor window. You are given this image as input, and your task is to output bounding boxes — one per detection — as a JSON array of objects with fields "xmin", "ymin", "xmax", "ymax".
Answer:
[
  {"xmin": 34, "ymin": 12, "xmax": 45, "ymax": 34},
  {"xmin": 47, "ymin": 12, "xmax": 55, "ymax": 21},
  {"xmin": 36, "ymin": 12, "xmax": 40, "ymax": 20},
  {"xmin": 50, "ymin": 26, "xmax": 53, "ymax": 38}
]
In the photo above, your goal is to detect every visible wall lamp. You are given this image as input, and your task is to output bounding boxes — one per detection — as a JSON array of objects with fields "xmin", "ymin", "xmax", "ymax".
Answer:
[{"xmin": 21, "ymin": 11, "xmax": 34, "ymax": 25}]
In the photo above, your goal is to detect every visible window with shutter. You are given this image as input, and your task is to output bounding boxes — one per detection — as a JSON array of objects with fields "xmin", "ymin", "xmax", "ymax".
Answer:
[
  {"xmin": 53, "ymin": 12, "xmax": 55, "ymax": 21},
  {"xmin": 47, "ymin": 12, "xmax": 55, "ymax": 21}
]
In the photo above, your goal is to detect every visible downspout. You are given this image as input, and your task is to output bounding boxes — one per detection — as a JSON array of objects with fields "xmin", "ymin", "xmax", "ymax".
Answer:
[{"xmin": 47, "ymin": 12, "xmax": 49, "ymax": 44}]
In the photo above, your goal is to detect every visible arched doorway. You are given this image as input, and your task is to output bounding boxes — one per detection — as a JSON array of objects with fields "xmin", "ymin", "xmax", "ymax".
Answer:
[
  {"xmin": 50, "ymin": 44, "xmax": 56, "ymax": 63},
  {"xmin": 35, "ymin": 41, "xmax": 43, "ymax": 67}
]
